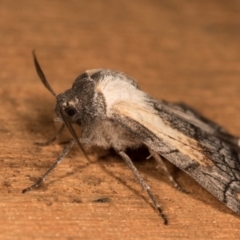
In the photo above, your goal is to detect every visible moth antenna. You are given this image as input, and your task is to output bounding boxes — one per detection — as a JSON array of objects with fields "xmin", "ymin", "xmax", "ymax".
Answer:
[
  {"xmin": 60, "ymin": 108, "xmax": 90, "ymax": 161},
  {"xmin": 32, "ymin": 50, "xmax": 57, "ymax": 97}
]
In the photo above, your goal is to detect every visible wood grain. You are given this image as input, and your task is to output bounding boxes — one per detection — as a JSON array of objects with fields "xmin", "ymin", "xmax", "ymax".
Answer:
[{"xmin": 1, "ymin": 0, "xmax": 240, "ymax": 239}]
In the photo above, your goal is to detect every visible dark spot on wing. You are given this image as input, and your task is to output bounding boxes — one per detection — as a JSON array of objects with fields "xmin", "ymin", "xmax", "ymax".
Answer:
[
  {"xmin": 91, "ymin": 71, "xmax": 102, "ymax": 81},
  {"xmin": 76, "ymin": 72, "xmax": 88, "ymax": 80}
]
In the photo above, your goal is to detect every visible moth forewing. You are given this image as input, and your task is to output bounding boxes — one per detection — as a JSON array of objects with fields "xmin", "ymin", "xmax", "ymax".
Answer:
[{"xmin": 112, "ymin": 98, "xmax": 240, "ymax": 215}]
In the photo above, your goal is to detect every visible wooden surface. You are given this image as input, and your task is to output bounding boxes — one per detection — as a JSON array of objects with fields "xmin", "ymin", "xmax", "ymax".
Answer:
[{"xmin": 1, "ymin": 0, "xmax": 240, "ymax": 239}]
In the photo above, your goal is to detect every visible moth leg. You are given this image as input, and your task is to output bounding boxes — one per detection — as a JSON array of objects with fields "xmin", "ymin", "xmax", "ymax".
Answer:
[
  {"xmin": 22, "ymin": 139, "xmax": 74, "ymax": 194},
  {"xmin": 149, "ymin": 149, "xmax": 187, "ymax": 193},
  {"xmin": 35, "ymin": 124, "xmax": 65, "ymax": 146},
  {"xmin": 117, "ymin": 150, "xmax": 168, "ymax": 225}
]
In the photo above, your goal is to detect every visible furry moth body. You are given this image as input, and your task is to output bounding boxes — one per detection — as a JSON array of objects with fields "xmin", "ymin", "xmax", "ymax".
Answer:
[{"xmin": 23, "ymin": 52, "xmax": 240, "ymax": 224}]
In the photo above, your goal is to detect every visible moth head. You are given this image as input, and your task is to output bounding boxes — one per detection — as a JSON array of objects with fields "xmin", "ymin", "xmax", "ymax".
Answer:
[
  {"xmin": 55, "ymin": 91, "xmax": 82, "ymax": 124},
  {"xmin": 32, "ymin": 51, "xmax": 87, "ymax": 158}
]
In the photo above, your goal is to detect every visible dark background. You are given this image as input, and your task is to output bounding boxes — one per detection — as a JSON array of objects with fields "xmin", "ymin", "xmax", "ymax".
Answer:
[{"xmin": 1, "ymin": 1, "xmax": 240, "ymax": 239}]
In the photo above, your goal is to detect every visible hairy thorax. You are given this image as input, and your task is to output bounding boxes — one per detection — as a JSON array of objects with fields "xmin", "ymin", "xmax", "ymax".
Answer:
[{"xmin": 81, "ymin": 119, "xmax": 142, "ymax": 151}]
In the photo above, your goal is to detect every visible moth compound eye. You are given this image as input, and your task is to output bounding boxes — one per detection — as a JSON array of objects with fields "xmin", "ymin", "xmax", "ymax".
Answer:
[{"xmin": 65, "ymin": 107, "xmax": 77, "ymax": 117}]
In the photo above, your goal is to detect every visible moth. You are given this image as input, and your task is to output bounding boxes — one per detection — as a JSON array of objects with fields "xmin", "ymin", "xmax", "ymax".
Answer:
[{"xmin": 23, "ymin": 52, "xmax": 240, "ymax": 225}]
